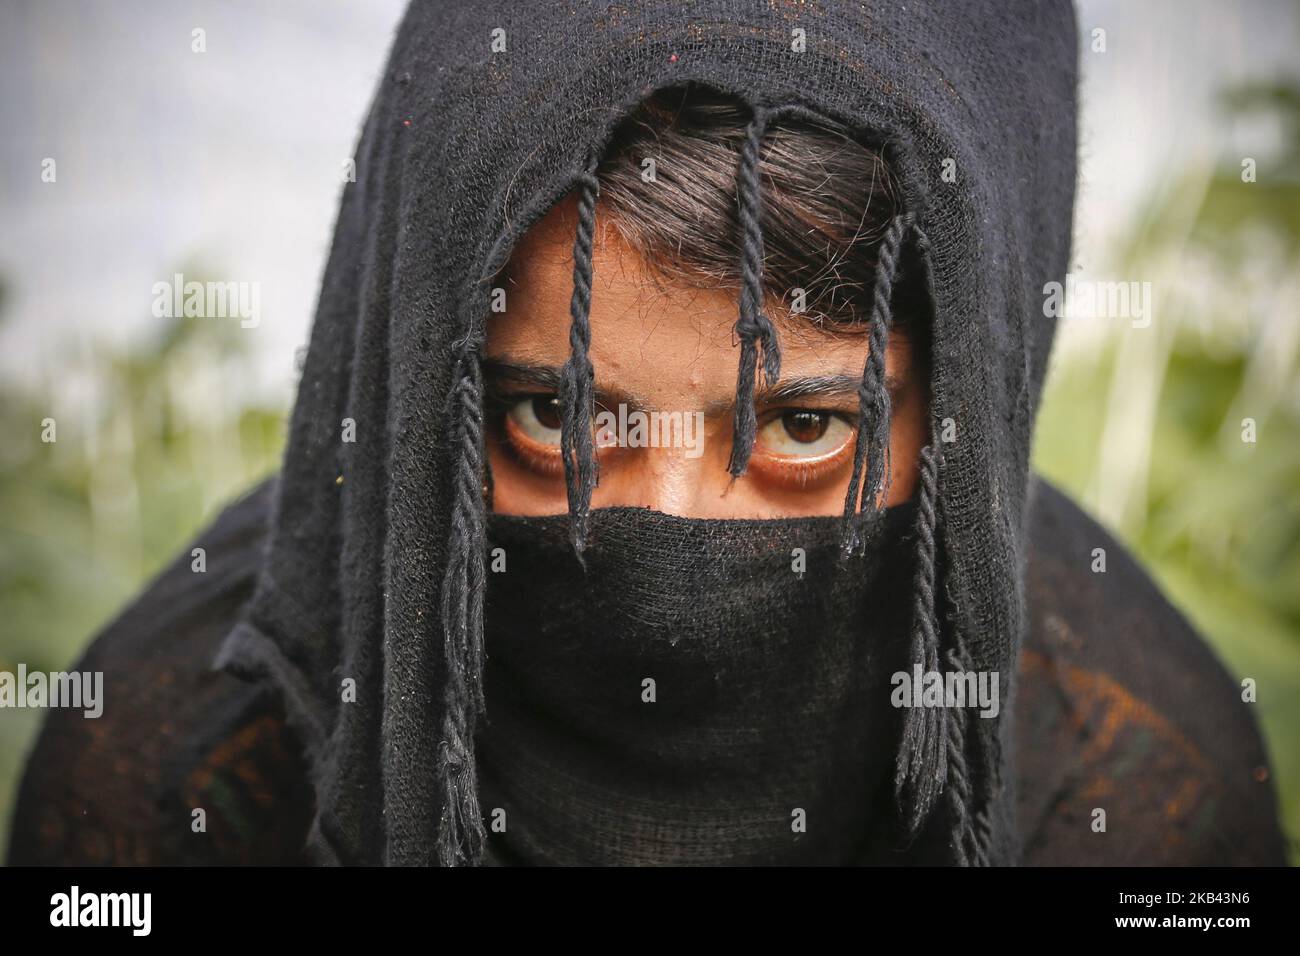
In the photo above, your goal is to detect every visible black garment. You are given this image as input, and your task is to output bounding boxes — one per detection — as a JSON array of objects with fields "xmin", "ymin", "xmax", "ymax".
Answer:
[
  {"xmin": 477, "ymin": 504, "xmax": 923, "ymax": 865},
  {"xmin": 8, "ymin": 476, "xmax": 1285, "ymax": 865},
  {"xmin": 205, "ymin": 0, "xmax": 1081, "ymax": 868}
]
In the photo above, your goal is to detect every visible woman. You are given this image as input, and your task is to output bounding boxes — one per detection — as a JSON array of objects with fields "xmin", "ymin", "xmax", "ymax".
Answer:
[{"xmin": 9, "ymin": 0, "xmax": 1285, "ymax": 866}]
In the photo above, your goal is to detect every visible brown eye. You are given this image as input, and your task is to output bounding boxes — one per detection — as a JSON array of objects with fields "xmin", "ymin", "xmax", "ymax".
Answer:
[
  {"xmin": 782, "ymin": 410, "xmax": 830, "ymax": 444},
  {"xmin": 756, "ymin": 409, "xmax": 853, "ymax": 459},
  {"xmin": 532, "ymin": 396, "xmax": 562, "ymax": 431},
  {"xmin": 506, "ymin": 395, "xmax": 563, "ymax": 446}
]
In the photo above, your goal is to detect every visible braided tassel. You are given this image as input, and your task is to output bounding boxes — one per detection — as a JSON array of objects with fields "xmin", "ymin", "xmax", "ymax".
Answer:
[
  {"xmin": 728, "ymin": 106, "xmax": 781, "ymax": 479},
  {"xmin": 944, "ymin": 647, "xmax": 981, "ymax": 865},
  {"xmin": 969, "ymin": 699, "xmax": 1003, "ymax": 866},
  {"xmin": 894, "ymin": 430, "xmax": 949, "ymax": 834},
  {"xmin": 559, "ymin": 157, "xmax": 601, "ymax": 554},
  {"xmin": 841, "ymin": 213, "xmax": 909, "ymax": 557},
  {"xmin": 436, "ymin": 353, "xmax": 489, "ymax": 866}
]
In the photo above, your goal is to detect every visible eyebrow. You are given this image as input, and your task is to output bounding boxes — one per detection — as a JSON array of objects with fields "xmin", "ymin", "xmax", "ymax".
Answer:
[
  {"xmin": 482, "ymin": 359, "xmax": 902, "ymax": 415},
  {"xmin": 483, "ymin": 360, "xmax": 565, "ymax": 393}
]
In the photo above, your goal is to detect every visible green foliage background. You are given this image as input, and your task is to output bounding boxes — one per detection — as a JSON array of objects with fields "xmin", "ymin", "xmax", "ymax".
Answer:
[
  {"xmin": 1, "ymin": 85, "xmax": 1297, "ymax": 865},
  {"xmin": 1033, "ymin": 82, "xmax": 1300, "ymax": 862},
  {"xmin": 0, "ymin": 296, "xmax": 285, "ymax": 860}
]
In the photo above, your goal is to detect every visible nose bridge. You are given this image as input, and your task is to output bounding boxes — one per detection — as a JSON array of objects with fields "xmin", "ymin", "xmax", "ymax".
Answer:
[{"xmin": 637, "ymin": 446, "xmax": 707, "ymax": 516}]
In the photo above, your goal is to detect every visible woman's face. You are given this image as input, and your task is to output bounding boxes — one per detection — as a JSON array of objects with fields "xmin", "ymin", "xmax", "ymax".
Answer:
[{"xmin": 485, "ymin": 195, "xmax": 925, "ymax": 518}]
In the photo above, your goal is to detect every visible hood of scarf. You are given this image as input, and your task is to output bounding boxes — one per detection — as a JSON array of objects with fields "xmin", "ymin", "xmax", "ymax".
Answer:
[{"xmin": 216, "ymin": 0, "xmax": 1079, "ymax": 866}]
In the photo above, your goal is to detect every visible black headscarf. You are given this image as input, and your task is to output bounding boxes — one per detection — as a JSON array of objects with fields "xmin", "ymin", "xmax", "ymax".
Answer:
[{"xmin": 216, "ymin": 0, "xmax": 1079, "ymax": 866}]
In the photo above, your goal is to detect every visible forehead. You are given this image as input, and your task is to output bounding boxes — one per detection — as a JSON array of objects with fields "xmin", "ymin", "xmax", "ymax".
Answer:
[{"xmin": 488, "ymin": 196, "xmax": 873, "ymax": 406}]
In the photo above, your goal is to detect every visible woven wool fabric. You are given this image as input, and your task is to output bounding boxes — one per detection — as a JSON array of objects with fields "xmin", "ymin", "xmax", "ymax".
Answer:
[
  {"xmin": 215, "ymin": 0, "xmax": 1080, "ymax": 865},
  {"xmin": 477, "ymin": 504, "xmax": 930, "ymax": 865}
]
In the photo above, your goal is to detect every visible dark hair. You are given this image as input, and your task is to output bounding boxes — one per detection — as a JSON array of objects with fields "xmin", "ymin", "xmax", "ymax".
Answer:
[{"xmin": 596, "ymin": 86, "xmax": 922, "ymax": 332}]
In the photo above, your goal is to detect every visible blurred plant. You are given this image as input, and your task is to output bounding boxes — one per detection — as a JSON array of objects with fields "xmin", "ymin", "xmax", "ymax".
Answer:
[
  {"xmin": 0, "ymin": 270, "xmax": 285, "ymax": 857},
  {"xmin": 1034, "ymin": 78, "xmax": 1300, "ymax": 862}
]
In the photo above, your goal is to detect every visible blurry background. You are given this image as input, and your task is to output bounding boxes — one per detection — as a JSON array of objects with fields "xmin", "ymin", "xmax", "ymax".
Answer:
[{"xmin": 1, "ymin": 0, "xmax": 1297, "ymax": 862}]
